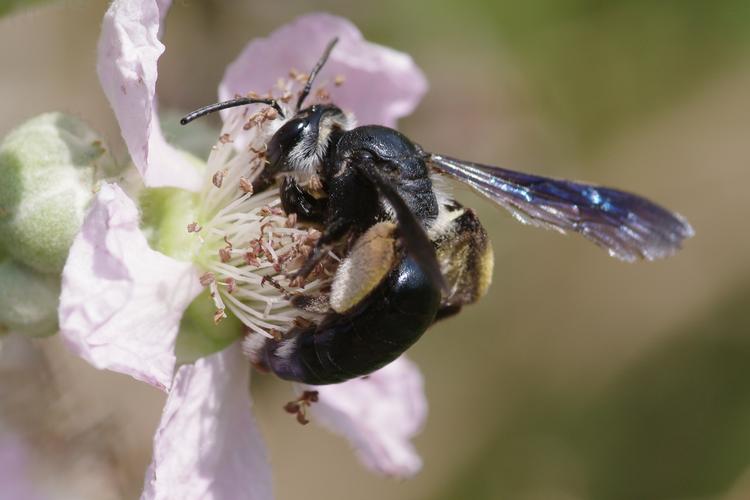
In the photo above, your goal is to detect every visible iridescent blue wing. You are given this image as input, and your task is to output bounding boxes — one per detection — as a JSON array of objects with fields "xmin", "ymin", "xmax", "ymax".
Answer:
[{"xmin": 428, "ymin": 154, "xmax": 694, "ymax": 262}]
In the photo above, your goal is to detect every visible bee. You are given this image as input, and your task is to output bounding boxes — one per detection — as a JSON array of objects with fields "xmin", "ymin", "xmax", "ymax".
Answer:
[{"xmin": 181, "ymin": 39, "xmax": 693, "ymax": 384}]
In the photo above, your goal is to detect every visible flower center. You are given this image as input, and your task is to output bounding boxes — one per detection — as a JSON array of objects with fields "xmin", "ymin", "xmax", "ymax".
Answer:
[{"xmin": 187, "ymin": 76, "xmax": 339, "ymax": 339}]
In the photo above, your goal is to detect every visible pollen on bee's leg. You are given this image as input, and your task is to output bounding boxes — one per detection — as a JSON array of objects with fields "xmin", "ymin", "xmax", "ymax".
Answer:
[{"xmin": 307, "ymin": 174, "xmax": 324, "ymax": 193}]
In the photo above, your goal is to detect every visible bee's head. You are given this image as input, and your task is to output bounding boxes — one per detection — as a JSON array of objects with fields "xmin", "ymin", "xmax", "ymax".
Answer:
[
  {"xmin": 266, "ymin": 104, "xmax": 350, "ymax": 176},
  {"xmin": 180, "ymin": 37, "xmax": 345, "ymax": 184}
]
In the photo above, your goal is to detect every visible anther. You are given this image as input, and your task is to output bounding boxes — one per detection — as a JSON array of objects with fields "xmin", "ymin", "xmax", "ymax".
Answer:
[
  {"xmin": 315, "ymin": 88, "xmax": 330, "ymax": 101},
  {"xmin": 218, "ymin": 247, "xmax": 232, "ymax": 263},
  {"xmin": 284, "ymin": 402, "xmax": 300, "ymax": 414},
  {"xmin": 283, "ymin": 390, "xmax": 319, "ymax": 425},
  {"xmin": 199, "ymin": 272, "xmax": 215, "ymax": 287},
  {"xmin": 212, "ymin": 170, "xmax": 226, "ymax": 188},
  {"xmin": 260, "ymin": 275, "xmax": 287, "ymax": 293},
  {"xmin": 239, "ymin": 177, "xmax": 253, "ymax": 194},
  {"xmin": 263, "ymin": 107, "xmax": 278, "ymax": 120},
  {"xmin": 213, "ymin": 308, "xmax": 227, "ymax": 325},
  {"xmin": 285, "ymin": 213, "xmax": 298, "ymax": 228}
]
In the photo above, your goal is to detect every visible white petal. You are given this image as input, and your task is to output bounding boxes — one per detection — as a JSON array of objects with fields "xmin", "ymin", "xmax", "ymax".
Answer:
[
  {"xmin": 219, "ymin": 13, "xmax": 428, "ymax": 128},
  {"xmin": 302, "ymin": 356, "xmax": 427, "ymax": 478},
  {"xmin": 97, "ymin": 0, "xmax": 201, "ymax": 191},
  {"xmin": 59, "ymin": 183, "xmax": 202, "ymax": 390},
  {"xmin": 142, "ymin": 345, "xmax": 272, "ymax": 500}
]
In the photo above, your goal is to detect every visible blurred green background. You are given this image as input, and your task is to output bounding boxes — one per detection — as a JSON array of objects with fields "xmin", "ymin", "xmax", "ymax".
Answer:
[{"xmin": 1, "ymin": 1, "xmax": 749, "ymax": 499}]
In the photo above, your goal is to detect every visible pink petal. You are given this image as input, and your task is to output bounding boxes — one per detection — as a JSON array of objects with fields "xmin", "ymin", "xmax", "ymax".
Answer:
[
  {"xmin": 302, "ymin": 356, "xmax": 427, "ymax": 478},
  {"xmin": 97, "ymin": 0, "xmax": 202, "ymax": 191},
  {"xmin": 59, "ymin": 183, "xmax": 202, "ymax": 391},
  {"xmin": 142, "ymin": 345, "xmax": 272, "ymax": 500},
  {"xmin": 219, "ymin": 13, "xmax": 427, "ymax": 128},
  {"xmin": 0, "ymin": 433, "xmax": 45, "ymax": 500}
]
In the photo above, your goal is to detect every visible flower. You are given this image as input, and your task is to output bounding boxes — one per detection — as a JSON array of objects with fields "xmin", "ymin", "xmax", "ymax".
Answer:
[{"xmin": 58, "ymin": 2, "xmax": 430, "ymax": 498}]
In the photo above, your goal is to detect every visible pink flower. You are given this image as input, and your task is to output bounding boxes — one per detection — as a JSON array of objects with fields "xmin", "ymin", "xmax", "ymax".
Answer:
[{"xmin": 59, "ymin": 2, "xmax": 429, "ymax": 499}]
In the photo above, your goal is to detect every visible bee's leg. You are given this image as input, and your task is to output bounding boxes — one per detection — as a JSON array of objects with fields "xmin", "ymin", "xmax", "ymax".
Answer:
[
  {"xmin": 290, "ymin": 217, "xmax": 349, "ymax": 281},
  {"xmin": 251, "ymin": 169, "xmax": 275, "ymax": 194},
  {"xmin": 434, "ymin": 205, "xmax": 494, "ymax": 309},
  {"xmin": 329, "ymin": 222, "xmax": 397, "ymax": 313},
  {"xmin": 280, "ymin": 177, "xmax": 327, "ymax": 222},
  {"xmin": 435, "ymin": 304, "xmax": 462, "ymax": 321}
]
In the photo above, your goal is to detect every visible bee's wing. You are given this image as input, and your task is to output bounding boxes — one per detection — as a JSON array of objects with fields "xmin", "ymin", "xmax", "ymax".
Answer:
[{"xmin": 428, "ymin": 154, "xmax": 694, "ymax": 262}]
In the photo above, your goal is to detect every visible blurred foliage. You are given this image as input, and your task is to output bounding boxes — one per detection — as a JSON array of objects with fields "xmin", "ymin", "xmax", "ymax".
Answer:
[
  {"xmin": 432, "ymin": 279, "xmax": 750, "ymax": 500},
  {"xmin": 370, "ymin": 0, "xmax": 750, "ymax": 150},
  {"xmin": 473, "ymin": 0, "xmax": 750, "ymax": 149},
  {"xmin": 0, "ymin": 0, "xmax": 50, "ymax": 17},
  {"xmin": 476, "ymin": 0, "xmax": 749, "ymax": 149}
]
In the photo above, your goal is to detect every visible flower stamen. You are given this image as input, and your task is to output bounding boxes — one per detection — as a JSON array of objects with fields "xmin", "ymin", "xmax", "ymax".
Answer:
[
  {"xmin": 284, "ymin": 390, "xmax": 319, "ymax": 425},
  {"xmin": 186, "ymin": 78, "xmax": 337, "ymax": 340}
]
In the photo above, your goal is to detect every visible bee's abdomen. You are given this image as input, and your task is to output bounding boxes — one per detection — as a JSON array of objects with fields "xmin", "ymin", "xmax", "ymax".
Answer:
[{"xmin": 260, "ymin": 255, "xmax": 441, "ymax": 385}]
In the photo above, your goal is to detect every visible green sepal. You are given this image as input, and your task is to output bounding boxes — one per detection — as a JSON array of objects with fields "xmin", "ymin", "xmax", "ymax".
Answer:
[
  {"xmin": 175, "ymin": 290, "xmax": 243, "ymax": 364},
  {"xmin": 139, "ymin": 187, "xmax": 200, "ymax": 262},
  {"xmin": 0, "ymin": 258, "xmax": 60, "ymax": 337}
]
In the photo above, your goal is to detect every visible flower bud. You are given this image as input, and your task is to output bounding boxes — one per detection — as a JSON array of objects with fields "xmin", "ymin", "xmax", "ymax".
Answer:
[
  {"xmin": 0, "ymin": 112, "xmax": 116, "ymax": 273},
  {"xmin": 0, "ymin": 259, "xmax": 60, "ymax": 337}
]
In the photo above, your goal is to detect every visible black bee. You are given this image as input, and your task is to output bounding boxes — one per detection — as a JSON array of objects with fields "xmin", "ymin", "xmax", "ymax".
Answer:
[{"xmin": 182, "ymin": 39, "xmax": 693, "ymax": 384}]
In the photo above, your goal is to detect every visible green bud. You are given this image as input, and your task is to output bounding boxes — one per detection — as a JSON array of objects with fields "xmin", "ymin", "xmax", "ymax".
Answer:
[
  {"xmin": 0, "ymin": 112, "xmax": 117, "ymax": 273},
  {"xmin": 0, "ymin": 259, "xmax": 60, "ymax": 337},
  {"xmin": 175, "ymin": 290, "xmax": 243, "ymax": 364}
]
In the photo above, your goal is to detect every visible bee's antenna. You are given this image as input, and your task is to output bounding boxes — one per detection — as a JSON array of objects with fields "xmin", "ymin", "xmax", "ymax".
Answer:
[
  {"xmin": 296, "ymin": 37, "xmax": 339, "ymax": 111},
  {"xmin": 180, "ymin": 97, "xmax": 285, "ymax": 125}
]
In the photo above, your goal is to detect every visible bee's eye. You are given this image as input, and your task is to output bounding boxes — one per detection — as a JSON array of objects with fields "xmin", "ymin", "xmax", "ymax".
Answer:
[{"xmin": 268, "ymin": 118, "xmax": 307, "ymax": 167}]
